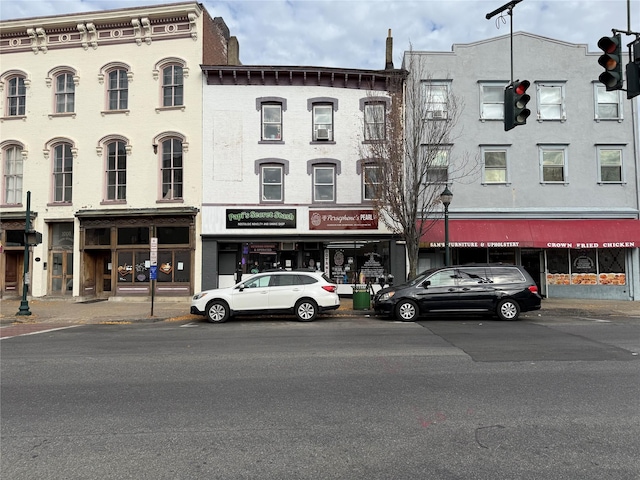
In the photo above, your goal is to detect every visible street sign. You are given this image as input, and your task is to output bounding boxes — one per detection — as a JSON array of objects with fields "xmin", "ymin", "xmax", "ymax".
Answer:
[
  {"xmin": 150, "ymin": 265, "xmax": 157, "ymax": 280},
  {"xmin": 150, "ymin": 237, "xmax": 158, "ymax": 266}
]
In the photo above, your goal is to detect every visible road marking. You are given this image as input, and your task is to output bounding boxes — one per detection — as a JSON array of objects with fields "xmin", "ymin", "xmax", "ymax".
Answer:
[
  {"xmin": 180, "ymin": 322, "xmax": 199, "ymax": 328},
  {"xmin": 0, "ymin": 325, "xmax": 80, "ymax": 340}
]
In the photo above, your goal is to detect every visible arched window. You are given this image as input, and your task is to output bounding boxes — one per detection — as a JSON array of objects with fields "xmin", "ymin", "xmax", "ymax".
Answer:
[
  {"xmin": 155, "ymin": 58, "xmax": 187, "ymax": 108},
  {"xmin": 2, "ymin": 142, "xmax": 24, "ymax": 204},
  {"xmin": 1, "ymin": 70, "xmax": 29, "ymax": 117},
  {"xmin": 106, "ymin": 140, "xmax": 127, "ymax": 201}
]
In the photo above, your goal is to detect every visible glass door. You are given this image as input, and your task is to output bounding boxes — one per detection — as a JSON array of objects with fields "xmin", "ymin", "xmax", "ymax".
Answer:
[{"xmin": 50, "ymin": 251, "xmax": 73, "ymax": 295}]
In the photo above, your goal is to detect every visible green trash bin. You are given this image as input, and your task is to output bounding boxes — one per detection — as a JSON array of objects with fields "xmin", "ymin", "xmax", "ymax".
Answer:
[{"xmin": 352, "ymin": 285, "xmax": 371, "ymax": 310}]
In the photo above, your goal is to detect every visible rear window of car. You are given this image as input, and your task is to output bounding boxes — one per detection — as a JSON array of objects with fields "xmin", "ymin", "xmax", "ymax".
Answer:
[
  {"xmin": 488, "ymin": 267, "xmax": 526, "ymax": 284},
  {"xmin": 298, "ymin": 274, "xmax": 318, "ymax": 285},
  {"xmin": 457, "ymin": 267, "xmax": 490, "ymax": 285}
]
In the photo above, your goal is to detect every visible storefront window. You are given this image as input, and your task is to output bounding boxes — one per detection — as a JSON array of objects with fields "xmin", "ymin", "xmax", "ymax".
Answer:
[
  {"xmin": 597, "ymin": 247, "xmax": 626, "ymax": 285},
  {"xmin": 328, "ymin": 241, "xmax": 389, "ymax": 284},
  {"xmin": 117, "ymin": 227, "xmax": 149, "ymax": 245},
  {"xmin": 546, "ymin": 250, "xmax": 570, "ymax": 285},
  {"xmin": 85, "ymin": 228, "xmax": 110, "ymax": 246},
  {"xmin": 157, "ymin": 250, "xmax": 190, "ymax": 282},
  {"xmin": 157, "ymin": 226, "xmax": 189, "ymax": 245},
  {"xmin": 547, "ymin": 248, "xmax": 626, "ymax": 286},
  {"xmin": 117, "ymin": 251, "xmax": 150, "ymax": 283}
]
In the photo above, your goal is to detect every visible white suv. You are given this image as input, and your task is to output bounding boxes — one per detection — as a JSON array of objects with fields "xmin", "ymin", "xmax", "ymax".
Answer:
[{"xmin": 190, "ymin": 270, "xmax": 340, "ymax": 323}]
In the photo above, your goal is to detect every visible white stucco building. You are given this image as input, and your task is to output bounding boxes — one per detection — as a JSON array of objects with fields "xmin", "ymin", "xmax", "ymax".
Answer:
[{"xmin": 0, "ymin": 2, "xmax": 236, "ymax": 299}]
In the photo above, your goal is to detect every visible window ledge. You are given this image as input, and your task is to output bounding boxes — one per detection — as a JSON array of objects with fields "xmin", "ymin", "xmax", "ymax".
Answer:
[
  {"xmin": 48, "ymin": 112, "xmax": 76, "ymax": 119},
  {"xmin": 310, "ymin": 141, "xmax": 336, "ymax": 145},
  {"xmin": 597, "ymin": 181, "xmax": 626, "ymax": 185},
  {"xmin": 47, "ymin": 201, "xmax": 73, "ymax": 206},
  {"xmin": 101, "ymin": 200, "xmax": 127, "ymax": 205},
  {"xmin": 594, "ymin": 118, "xmax": 624, "ymax": 123},
  {"xmin": 156, "ymin": 198, "xmax": 184, "ymax": 204},
  {"xmin": 258, "ymin": 140, "xmax": 285, "ymax": 145},
  {"xmin": 0, "ymin": 203, "xmax": 23, "ymax": 208},
  {"xmin": 0, "ymin": 115, "xmax": 27, "ymax": 122},
  {"xmin": 155, "ymin": 105, "xmax": 185, "ymax": 113},
  {"xmin": 481, "ymin": 182, "xmax": 512, "ymax": 186},
  {"xmin": 540, "ymin": 182, "xmax": 569, "ymax": 186},
  {"xmin": 101, "ymin": 110, "xmax": 130, "ymax": 116}
]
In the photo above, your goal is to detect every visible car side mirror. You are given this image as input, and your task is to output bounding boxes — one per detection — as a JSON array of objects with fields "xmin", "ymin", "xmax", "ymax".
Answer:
[
  {"xmin": 423, "ymin": 280, "xmax": 431, "ymax": 288},
  {"xmin": 237, "ymin": 283, "xmax": 245, "ymax": 291}
]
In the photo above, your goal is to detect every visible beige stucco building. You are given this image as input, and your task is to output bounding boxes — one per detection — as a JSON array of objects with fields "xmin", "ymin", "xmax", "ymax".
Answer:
[{"xmin": 0, "ymin": 2, "xmax": 236, "ymax": 299}]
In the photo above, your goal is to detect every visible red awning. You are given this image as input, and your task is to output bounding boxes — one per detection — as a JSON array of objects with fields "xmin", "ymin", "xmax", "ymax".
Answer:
[{"xmin": 420, "ymin": 219, "xmax": 640, "ymax": 248}]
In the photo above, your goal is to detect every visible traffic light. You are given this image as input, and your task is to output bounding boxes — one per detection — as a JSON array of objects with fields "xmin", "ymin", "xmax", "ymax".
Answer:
[
  {"xmin": 597, "ymin": 34, "xmax": 623, "ymax": 91},
  {"xmin": 504, "ymin": 80, "xmax": 531, "ymax": 131},
  {"xmin": 627, "ymin": 39, "xmax": 640, "ymax": 99}
]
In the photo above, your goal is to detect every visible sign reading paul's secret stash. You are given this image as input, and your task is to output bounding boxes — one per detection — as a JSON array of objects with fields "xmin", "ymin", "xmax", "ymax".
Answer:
[
  {"xmin": 226, "ymin": 209, "xmax": 296, "ymax": 229},
  {"xmin": 309, "ymin": 210, "xmax": 378, "ymax": 230}
]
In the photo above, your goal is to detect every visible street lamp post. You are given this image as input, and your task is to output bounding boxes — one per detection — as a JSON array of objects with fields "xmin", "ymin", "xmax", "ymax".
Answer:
[
  {"xmin": 440, "ymin": 187, "xmax": 453, "ymax": 266},
  {"xmin": 17, "ymin": 191, "xmax": 33, "ymax": 316}
]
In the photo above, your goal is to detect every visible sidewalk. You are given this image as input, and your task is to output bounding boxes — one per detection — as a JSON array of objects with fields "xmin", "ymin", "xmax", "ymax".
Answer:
[{"xmin": 1, "ymin": 296, "xmax": 639, "ymax": 326}]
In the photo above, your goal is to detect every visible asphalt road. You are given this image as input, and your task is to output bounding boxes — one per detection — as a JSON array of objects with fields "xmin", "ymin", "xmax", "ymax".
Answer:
[{"xmin": 1, "ymin": 313, "xmax": 639, "ymax": 480}]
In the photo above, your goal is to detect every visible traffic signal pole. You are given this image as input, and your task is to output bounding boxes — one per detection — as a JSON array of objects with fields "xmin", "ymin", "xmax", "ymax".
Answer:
[{"xmin": 486, "ymin": 0, "xmax": 522, "ymax": 85}]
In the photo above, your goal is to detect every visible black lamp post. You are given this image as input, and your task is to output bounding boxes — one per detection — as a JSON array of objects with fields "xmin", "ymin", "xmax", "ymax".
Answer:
[
  {"xmin": 17, "ymin": 191, "xmax": 33, "ymax": 316},
  {"xmin": 440, "ymin": 187, "xmax": 453, "ymax": 266}
]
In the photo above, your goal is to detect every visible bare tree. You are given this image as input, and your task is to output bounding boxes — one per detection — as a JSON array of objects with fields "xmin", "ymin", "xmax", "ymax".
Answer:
[{"xmin": 360, "ymin": 50, "xmax": 480, "ymax": 280}]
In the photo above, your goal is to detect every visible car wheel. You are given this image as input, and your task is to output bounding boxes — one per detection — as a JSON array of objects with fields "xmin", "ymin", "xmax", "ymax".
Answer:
[
  {"xmin": 295, "ymin": 299, "xmax": 317, "ymax": 322},
  {"xmin": 496, "ymin": 299, "xmax": 520, "ymax": 321},
  {"xmin": 206, "ymin": 300, "xmax": 229, "ymax": 323},
  {"xmin": 396, "ymin": 299, "xmax": 418, "ymax": 322}
]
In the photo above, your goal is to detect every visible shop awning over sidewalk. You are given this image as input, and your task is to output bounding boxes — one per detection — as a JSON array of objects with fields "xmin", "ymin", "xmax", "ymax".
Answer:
[{"xmin": 420, "ymin": 219, "xmax": 640, "ymax": 249}]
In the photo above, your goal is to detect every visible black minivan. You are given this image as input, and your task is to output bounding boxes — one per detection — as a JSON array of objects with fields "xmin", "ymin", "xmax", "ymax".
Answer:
[{"xmin": 373, "ymin": 264, "xmax": 541, "ymax": 321}]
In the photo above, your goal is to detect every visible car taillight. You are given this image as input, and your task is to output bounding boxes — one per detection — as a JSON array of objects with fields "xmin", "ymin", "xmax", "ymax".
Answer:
[
  {"xmin": 322, "ymin": 285, "xmax": 337, "ymax": 293},
  {"xmin": 528, "ymin": 285, "xmax": 538, "ymax": 294}
]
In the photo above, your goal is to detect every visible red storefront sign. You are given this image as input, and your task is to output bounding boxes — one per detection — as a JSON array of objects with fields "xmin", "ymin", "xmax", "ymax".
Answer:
[
  {"xmin": 309, "ymin": 210, "xmax": 378, "ymax": 230},
  {"xmin": 420, "ymin": 219, "xmax": 640, "ymax": 248}
]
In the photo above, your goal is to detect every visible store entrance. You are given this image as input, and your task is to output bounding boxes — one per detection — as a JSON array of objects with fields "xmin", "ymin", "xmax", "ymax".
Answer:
[{"xmin": 521, "ymin": 249, "xmax": 543, "ymax": 295}]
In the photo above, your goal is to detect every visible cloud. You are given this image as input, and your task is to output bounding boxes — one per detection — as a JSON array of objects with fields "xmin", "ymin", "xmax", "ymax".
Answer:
[{"xmin": 1, "ymin": 0, "xmax": 635, "ymax": 69}]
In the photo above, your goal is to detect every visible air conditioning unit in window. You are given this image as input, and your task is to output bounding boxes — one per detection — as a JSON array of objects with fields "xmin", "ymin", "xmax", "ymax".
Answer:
[
  {"xmin": 430, "ymin": 110, "xmax": 447, "ymax": 119},
  {"xmin": 316, "ymin": 128, "xmax": 330, "ymax": 140}
]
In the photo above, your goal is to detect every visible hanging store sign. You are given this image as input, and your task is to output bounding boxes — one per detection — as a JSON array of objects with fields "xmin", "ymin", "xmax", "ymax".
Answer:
[
  {"xmin": 226, "ymin": 209, "xmax": 296, "ymax": 229},
  {"xmin": 309, "ymin": 210, "xmax": 378, "ymax": 230}
]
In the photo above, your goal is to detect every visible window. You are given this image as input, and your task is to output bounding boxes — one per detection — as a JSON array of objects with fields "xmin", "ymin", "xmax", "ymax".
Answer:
[
  {"xmin": 313, "ymin": 165, "xmax": 335, "ymax": 202},
  {"xmin": 594, "ymin": 85, "xmax": 622, "ymax": 120},
  {"xmin": 161, "ymin": 138, "xmax": 183, "ymax": 199},
  {"xmin": 261, "ymin": 165, "xmax": 283, "ymax": 202},
  {"xmin": 423, "ymin": 81, "xmax": 450, "ymax": 119},
  {"xmin": 3, "ymin": 145, "xmax": 23, "ymax": 204},
  {"xmin": 7, "ymin": 76, "xmax": 26, "ymax": 116},
  {"xmin": 108, "ymin": 69, "xmax": 128, "ymax": 110},
  {"xmin": 53, "ymin": 143, "xmax": 73, "ymax": 202},
  {"xmin": 537, "ymin": 83, "xmax": 565, "ymax": 120},
  {"xmin": 313, "ymin": 105, "xmax": 333, "ymax": 141},
  {"xmin": 597, "ymin": 147, "xmax": 623, "ymax": 183},
  {"xmin": 106, "ymin": 141, "xmax": 127, "ymax": 200},
  {"xmin": 539, "ymin": 145, "xmax": 567, "ymax": 183},
  {"xmin": 364, "ymin": 102, "xmax": 385, "ymax": 140},
  {"xmin": 55, "ymin": 73, "xmax": 75, "ymax": 113},
  {"xmin": 261, "ymin": 104, "xmax": 282, "ymax": 141},
  {"xmin": 162, "ymin": 65, "xmax": 183, "ymax": 107},
  {"xmin": 482, "ymin": 147, "xmax": 508, "ymax": 183},
  {"xmin": 425, "ymin": 147, "xmax": 449, "ymax": 183},
  {"xmin": 479, "ymin": 83, "xmax": 504, "ymax": 120},
  {"xmin": 363, "ymin": 164, "xmax": 382, "ymax": 200}
]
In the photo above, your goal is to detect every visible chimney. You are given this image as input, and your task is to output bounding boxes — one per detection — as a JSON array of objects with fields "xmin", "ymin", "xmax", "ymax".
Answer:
[
  {"xmin": 385, "ymin": 29, "xmax": 394, "ymax": 69},
  {"xmin": 228, "ymin": 36, "xmax": 240, "ymax": 66}
]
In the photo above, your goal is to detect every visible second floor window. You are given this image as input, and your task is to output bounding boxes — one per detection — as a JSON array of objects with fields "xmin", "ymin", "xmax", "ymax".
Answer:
[
  {"xmin": 313, "ymin": 165, "xmax": 335, "ymax": 202},
  {"xmin": 162, "ymin": 65, "xmax": 183, "ymax": 107},
  {"xmin": 363, "ymin": 165, "xmax": 381, "ymax": 200},
  {"xmin": 598, "ymin": 147, "xmax": 622, "ymax": 183},
  {"xmin": 540, "ymin": 146, "xmax": 567, "ymax": 183},
  {"xmin": 108, "ymin": 69, "xmax": 128, "ymax": 110},
  {"xmin": 55, "ymin": 73, "xmax": 75, "ymax": 113},
  {"xmin": 483, "ymin": 148, "xmax": 508, "ymax": 183},
  {"xmin": 262, "ymin": 104, "xmax": 282, "ymax": 141},
  {"xmin": 161, "ymin": 139, "xmax": 183, "ymax": 199},
  {"xmin": 3, "ymin": 145, "xmax": 23, "ymax": 204},
  {"xmin": 106, "ymin": 141, "xmax": 127, "ymax": 200},
  {"xmin": 364, "ymin": 103, "xmax": 385, "ymax": 140},
  {"xmin": 261, "ymin": 165, "xmax": 283, "ymax": 202},
  {"xmin": 7, "ymin": 77, "xmax": 26, "ymax": 116},
  {"xmin": 313, "ymin": 105, "xmax": 333, "ymax": 141},
  {"xmin": 53, "ymin": 143, "xmax": 73, "ymax": 202},
  {"xmin": 426, "ymin": 148, "xmax": 449, "ymax": 183}
]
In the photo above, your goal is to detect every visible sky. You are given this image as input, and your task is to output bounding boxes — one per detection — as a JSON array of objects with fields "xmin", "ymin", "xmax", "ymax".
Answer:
[{"xmin": 0, "ymin": 0, "xmax": 638, "ymax": 70}]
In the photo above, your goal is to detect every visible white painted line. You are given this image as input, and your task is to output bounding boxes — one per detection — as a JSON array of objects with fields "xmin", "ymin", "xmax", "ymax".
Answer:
[
  {"xmin": 0, "ymin": 325, "xmax": 80, "ymax": 340},
  {"xmin": 180, "ymin": 322, "xmax": 199, "ymax": 328}
]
